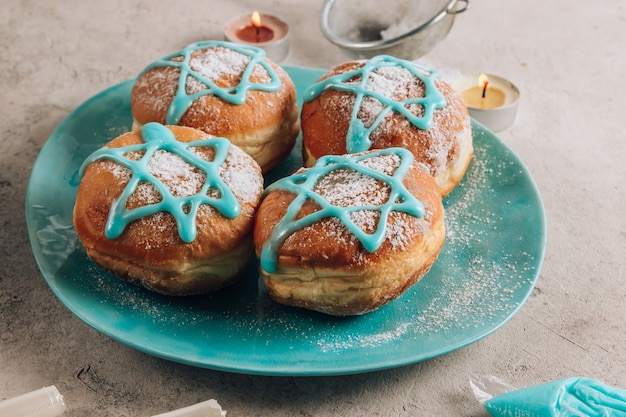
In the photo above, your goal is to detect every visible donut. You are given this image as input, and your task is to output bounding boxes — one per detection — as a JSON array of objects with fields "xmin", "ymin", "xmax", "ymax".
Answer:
[
  {"xmin": 73, "ymin": 123, "xmax": 264, "ymax": 295},
  {"xmin": 300, "ymin": 55, "xmax": 473, "ymax": 196},
  {"xmin": 253, "ymin": 147, "xmax": 445, "ymax": 316},
  {"xmin": 131, "ymin": 41, "xmax": 299, "ymax": 173}
]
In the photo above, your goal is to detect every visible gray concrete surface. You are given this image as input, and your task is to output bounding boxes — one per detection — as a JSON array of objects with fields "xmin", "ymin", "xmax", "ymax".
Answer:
[{"xmin": 1, "ymin": 0, "xmax": 625, "ymax": 416}]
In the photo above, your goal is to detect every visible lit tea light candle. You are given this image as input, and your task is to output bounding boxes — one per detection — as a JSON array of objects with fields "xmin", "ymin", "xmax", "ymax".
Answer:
[
  {"xmin": 453, "ymin": 73, "xmax": 520, "ymax": 132},
  {"xmin": 461, "ymin": 74, "xmax": 507, "ymax": 109},
  {"xmin": 235, "ymin": 11, "xmax": 274, "ymax": 43},
  {"xmin": 224, "ymin": 11, "xmax": 290, "ymax": 62}
]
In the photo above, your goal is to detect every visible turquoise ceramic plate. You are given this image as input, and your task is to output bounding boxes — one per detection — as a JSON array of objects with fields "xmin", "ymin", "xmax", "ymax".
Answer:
[{"xmin": 26, "ymin": 66, "xmax": 546, "ymax": 376}]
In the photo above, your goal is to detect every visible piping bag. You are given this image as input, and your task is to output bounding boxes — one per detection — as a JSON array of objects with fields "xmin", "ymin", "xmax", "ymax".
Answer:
[{"xmin": 470, "ymin": 374, "xmax": 626, "ymax": 417}]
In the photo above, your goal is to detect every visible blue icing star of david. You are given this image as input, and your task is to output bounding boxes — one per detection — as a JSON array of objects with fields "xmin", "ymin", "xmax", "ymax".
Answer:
[
  {"xmin": 303, "ymin": 55, "xmax": 447, "ymax": 153},
  {"xmin": 78, "ymin": 122, "xmax": 240, "ymax": 243},
  {"xmin": 260, "ymin": 148, "xmax": 425, "ymax": 273},
  {"xmin": 138, "ymin": 40, "xmax": 283, "ymax": 125}
]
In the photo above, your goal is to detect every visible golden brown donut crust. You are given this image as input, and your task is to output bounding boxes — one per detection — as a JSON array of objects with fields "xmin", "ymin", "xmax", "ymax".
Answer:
[
  {"xmin": 253, "ymin": 151, "xmax": 445, "ymax": 315},
  {"xmin": 73, "ymin": 125, "xmax": 264, "ymax": 295},
  {"xmin": 301, "ymin": 60, "xmax": 473, "ymax": 196},
  {"xmin": 131, "ymin": 45, "xmax": 299, "ymax": 173}
]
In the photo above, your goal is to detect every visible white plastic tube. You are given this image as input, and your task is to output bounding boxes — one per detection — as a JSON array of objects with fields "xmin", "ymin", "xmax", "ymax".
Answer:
[
  {"xmin": 151, "ymin": 399, "xmax": 226, "ymax": 417},
  {"xmin": 0, "ymin": 385, "xmax": 66, "ymax": 417}
]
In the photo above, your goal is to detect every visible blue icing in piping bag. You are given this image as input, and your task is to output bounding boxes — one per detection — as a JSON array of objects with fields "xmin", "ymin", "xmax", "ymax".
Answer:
[{"xmin": 470, "ymin": 374, "xmax": 626, "ymax": 417}]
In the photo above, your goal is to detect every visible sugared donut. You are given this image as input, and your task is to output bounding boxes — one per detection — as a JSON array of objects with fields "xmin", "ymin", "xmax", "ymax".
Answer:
[
  {"xmin": 253, "ymin": 147, "xmax": 445, "ymax": 316},
  {"xmin": 73, "ymin": 123, "xmax": 264, "ymax": 295},
  {"xmin": 300, "ymin": 55, "xmax": 473, "ymax": 196},
  {"xmin": 131, "ymin": 41, "xmax": 299, "ymax": 173}
]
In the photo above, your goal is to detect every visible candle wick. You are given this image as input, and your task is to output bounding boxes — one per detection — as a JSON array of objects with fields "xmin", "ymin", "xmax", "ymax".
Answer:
[{"xmin": 482, "ymin": 82, "xmax": 489, "ymax": 98}]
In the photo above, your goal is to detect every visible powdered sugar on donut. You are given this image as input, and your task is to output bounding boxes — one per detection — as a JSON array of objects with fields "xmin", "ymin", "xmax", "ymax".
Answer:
[
  {"xmin": 305, "ymin": 152, "xmax": 426, "ymax": 257},
  {"xmin": 133, "ymin": 69, "xmax": 178, "ymax": 118},
  {"xmin": 335, "ymin": 63, "xmax": 428, "ymax": 130},
  {"xmin": 186, "ymin": 47, "xmax": 272, "ymax": 94},
  {"xmin": 132, "ymin": 46, "xmax": 274, "ymax": 118},
  {"xmin": 313, "ymin": 153, "xmax": 400, "ymax": 208},
  {"xmin": 217, "ymin": 145, "xmax": 263, "ymax": 205},
  {"xmin": 104, "ymin": 142, "xmax": 262, "ymax": 210},
  {"xmin": 149, "ymin": 150, "xmax": 207, "ymax": 197}
]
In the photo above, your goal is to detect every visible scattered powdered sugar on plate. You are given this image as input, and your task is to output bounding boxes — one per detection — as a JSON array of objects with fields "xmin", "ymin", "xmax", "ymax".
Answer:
[
  {"xmin": 317, "ymin": 322, "xmax": 412, "ymax": 352},
  {"xmin": 413, "ymin": 253, "xmax": 535, "ymax": 336},
  {"xmin": 412, "ymin": 135, "xmax": 538, "ymax": 336}
]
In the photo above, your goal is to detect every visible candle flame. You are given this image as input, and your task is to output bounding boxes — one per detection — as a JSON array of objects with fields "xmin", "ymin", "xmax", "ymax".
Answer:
[
  {"xmin": 251, "ymin": 11, "xmax": 262, "ymax": 28},
  {"xmin": 478, "ymin": 74, "xmax": 489, "ymax": 88}
]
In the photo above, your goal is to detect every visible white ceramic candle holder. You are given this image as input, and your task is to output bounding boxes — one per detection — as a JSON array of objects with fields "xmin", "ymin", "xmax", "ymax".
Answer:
[
  {"xmin": 453, "ymin": 73, "xmax": 520, "ymax": 132},
  {"xmin": 224, "ymin": 13, "xmax": 291, "ymax": 62}
]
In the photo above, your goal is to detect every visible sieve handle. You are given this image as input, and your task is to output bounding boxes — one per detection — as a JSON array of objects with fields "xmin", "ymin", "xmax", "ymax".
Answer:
[{"xmin": 448, "ymin": 0, "xmax": 470, "ymax": 15}]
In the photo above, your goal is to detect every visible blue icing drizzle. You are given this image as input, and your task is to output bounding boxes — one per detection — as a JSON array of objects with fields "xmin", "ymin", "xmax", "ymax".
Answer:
[
  {"xmin": 78, "ymin": 122, "xmax": 240, "ymax": 243},
  {"xmin": 138, "ymin": 40, "xmax": 283, "ymax": 125},
  {"xmin": 303, "ymin": 55, "xmax": 447, "ymax": 153},
  {"xmin": 260, "ymin": 148, "xmax": 425, "ymax": 273}
]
